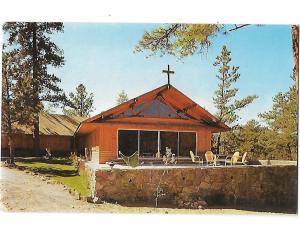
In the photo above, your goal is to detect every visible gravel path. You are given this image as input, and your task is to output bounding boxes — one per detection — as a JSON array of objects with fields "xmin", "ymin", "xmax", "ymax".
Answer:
[{"xmin": 0, "ymin": 166, "xmax": 97, "ymax": 212}]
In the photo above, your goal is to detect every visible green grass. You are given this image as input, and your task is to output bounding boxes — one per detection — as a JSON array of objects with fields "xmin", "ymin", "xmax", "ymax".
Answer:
[
  {"xmin": 15, "ymin": 158, "xmax": 91, "ymax": 197},
  {"xmin": 54, "ymin": 172, "xmax": 90, "ymax": 196}
]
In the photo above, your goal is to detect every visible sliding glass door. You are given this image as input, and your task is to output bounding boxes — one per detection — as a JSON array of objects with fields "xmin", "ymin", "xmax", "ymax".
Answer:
[
  {"xmin": 118, "ymin": 130, "xmax": 138, "ymax": 156},
  {"xmin": 179, "ymin": 132, "xmax": 196, "ymax": 157},
  {"xmin": 160, "ymin": 131, "xmax": 178, "ymax": 157},
  {"xmin": 140, "ymin": 131, "xmax": 158, "ymax": 157},
  {"xmin": 118, "ymin": 129, "xmax": 196, "ymax": 158}
]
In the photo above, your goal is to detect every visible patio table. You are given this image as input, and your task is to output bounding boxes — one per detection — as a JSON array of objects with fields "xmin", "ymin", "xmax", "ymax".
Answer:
[
  {"xmin": 216, "ymin": 154, "xmax": 228, "ymax": 158},
  {"xmin": 216, "ymin": 154, "xmax": 231, "ymax": 166}
]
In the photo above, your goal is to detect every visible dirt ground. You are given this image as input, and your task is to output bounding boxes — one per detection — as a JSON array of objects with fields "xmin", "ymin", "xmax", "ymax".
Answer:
[{"xmin": 0, "ymin": 166, "xmax": 288, "ymax": 214}]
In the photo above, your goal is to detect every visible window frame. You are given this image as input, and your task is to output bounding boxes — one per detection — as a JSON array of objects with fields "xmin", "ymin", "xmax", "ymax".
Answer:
[{"xmin": 117, "ymin": 128, "xmax": 197, "ymax": 159}]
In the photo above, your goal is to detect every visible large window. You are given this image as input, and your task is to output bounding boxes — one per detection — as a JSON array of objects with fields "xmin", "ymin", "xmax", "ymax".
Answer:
[
  {"xmin": 179, "ymin": 132, "xmax": 196, "ymax": 157},
  {"xmin": 140, "ymin": 131, "xmax": 158, "ymax": 157},
  {"xmin": 118, "ymin": 130, "xmax": 138, "ymax": 156},
  {"xmin": 118, "ymin": 129, "xmax": 196, "ymax": 158},
  {"xmin": 160, "ymin": 131, "xmax": 178, "ymax": 156}
]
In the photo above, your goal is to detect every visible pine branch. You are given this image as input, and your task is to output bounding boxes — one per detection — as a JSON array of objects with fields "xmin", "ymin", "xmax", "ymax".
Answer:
[
  {"xmin": 144, "ymin": 24, "xmax": 180, "ymax": 49},
  {"xmin": 228, "ymin": 24, "xmax": 251, "ymax": 32}
]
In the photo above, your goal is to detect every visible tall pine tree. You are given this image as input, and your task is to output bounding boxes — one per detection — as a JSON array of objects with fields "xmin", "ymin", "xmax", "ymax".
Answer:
[
  {"xmin": 63, "ymin": 84, "xmax": 95, "ymax": 117},
  {"xmin": 3, "ymin": 22, "xmax": 67, "ymax": 156},
  {"xmin": 259, "ymin": 84, "xmax": 297, "ymax": 160},
  {"xmin": 116, "ymin": 90, "xmax": 129, "ymax": 105},
  {"xmin": 2, "ymin": 50, "xmax": 19, "ymax": 163},
  {"xmin": 213, "ymin": 46, "xmax": 257, "ymax": 153},
  {"xmin": 291, "ymin": 25, "xmax": 299, "ymax": 91}
]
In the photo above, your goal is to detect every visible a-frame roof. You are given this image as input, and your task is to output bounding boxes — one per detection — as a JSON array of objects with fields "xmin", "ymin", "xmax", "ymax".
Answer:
[{"xmin": 76, "ymin": 84, "xmax": 230, "ymax": 134}]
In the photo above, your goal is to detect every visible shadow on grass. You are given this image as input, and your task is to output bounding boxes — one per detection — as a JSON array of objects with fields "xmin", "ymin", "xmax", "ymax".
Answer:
[
  {"xmin": 15, "ymin": 157, "xmax": 72, "ymax": 165},
  {"xmin": 15, "ymin": 157, "xmax": 77, "ymax": 177},
  {"xmin": 32, "ymin": 167, "xmax": 78, "ymax": 177},
  {"xmin": 16, "ymin": 165, "xmax": 78, "ymax": 177}
]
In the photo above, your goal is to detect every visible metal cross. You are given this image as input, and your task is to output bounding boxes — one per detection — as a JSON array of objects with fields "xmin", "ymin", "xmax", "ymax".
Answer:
[{"xmin": 162, "ymin": 64, "xmax": 174, "ymax": 87}]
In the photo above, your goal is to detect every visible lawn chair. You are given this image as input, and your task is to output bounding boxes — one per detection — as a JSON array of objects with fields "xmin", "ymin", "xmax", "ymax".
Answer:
[
  {"xmin": 119, "ymin": 151, "xmax": 140, "ymax": 168},
  {"xmin": 224, "ymin": 151, "xmax": 240, "ymax": 165},
  {"xmin": 234, "ymin": 152, "xmax": 248, "ymax": 165},
  {"xmin": 204, "ymin": 151, "xmax": 217, "ymax": 166},
  {"xmin": 190, "ymin": 151, "xmax": 203, "ymax": 166},
  {"xmin": 44, "ymin": 148, "xmax": 52, "ymax": 160}
]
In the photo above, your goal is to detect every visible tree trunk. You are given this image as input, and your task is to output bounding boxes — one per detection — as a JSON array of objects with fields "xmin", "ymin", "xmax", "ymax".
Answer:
[
  {"xmin": 7, "ymin": 112, "xmax": 14, "ymax": 164},
  {"xmin": 33, "ymin": 117, "xmax": 40, "ymax": 156},
  {"xmin": 8, "ymin": 134, "xmax": 14, "ymax": 164},
  {"xmin": 32, "ymin": 23, "xmax": 40, "ymax": 156},
  {"xmin": 3, "ymin": 63, "xmax": 14, "ymax": 164},
  {"xmin": 292, "ymin": 25, "xmax": 299, "ymax": 91},
  {"xmin": 216, "ymin": 132, "xmax": 222, "ymax": 154},
  {"xmin": 80, "ymin": 101, "xmax": 83, "ymax": 117},
  {"xmin": 287, "ymin": 143, "xmax": 293, "ymax": 161}
]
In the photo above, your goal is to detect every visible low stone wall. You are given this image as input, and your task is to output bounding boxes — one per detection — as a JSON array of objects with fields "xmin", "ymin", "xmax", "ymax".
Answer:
[
  {"xmin": 259, "ymin": 160, "xmax": 297, "ymax": 166},
  {"xmin": 79, "ymin": 160, "xmax": 96, "ymax": 196},
  {"xmin": 90, "ymin": 165, "xmax": 297, "ymax": 211}
]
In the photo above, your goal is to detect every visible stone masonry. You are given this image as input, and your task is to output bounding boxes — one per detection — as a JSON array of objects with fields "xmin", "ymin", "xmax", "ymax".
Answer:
[{"xmin": 87, "ymin": 165, "xmax": 297, "ymax": 211}]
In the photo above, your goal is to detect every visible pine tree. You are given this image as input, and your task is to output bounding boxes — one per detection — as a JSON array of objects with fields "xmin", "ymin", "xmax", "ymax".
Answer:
[
  {"xmin": 136, "ymin": 24, "xmax": 298, "ymax": 92},
  {"xmin": 259, "ymin": 84, "xmax": 297, "ymax": 160},
  {"xmin": 3, "ymin": 22, "xmax": 66, "ymax": 156},
  {"xmin": 2, "ymin": 50, "xmax": 19, "ymax": 164},
  {"xmin": 42, "ymin": 103, "xmax": 59, "ymax": 114},
  {"xmin": 135, "ymin": 24, "xmax": 221, "ymax": 58},
  {"xmin": 213, "ymin": 46, "xmax": 257, "ymax": 153},
  {"xmin": 291, "ymin": 25, "xmax": 299, "ymax": 90},
  {"xmin": 223, "ymin": 82, "xmax": 297, "ymax": 161},
  {"xmin": 63, "ymin": 84, "xmax": 95, "ymax": 117},
  {"xmin": 116, "ymin": 90, "xmax": 129, "ymax": 105},
  {"xmin": 238, "ymin": 120, "xmax": 268, "ymax": 160}
]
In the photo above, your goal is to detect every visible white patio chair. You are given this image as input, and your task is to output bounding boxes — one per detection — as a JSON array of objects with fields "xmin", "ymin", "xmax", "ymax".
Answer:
[
  {"xmin": 234, "ymin": 152, "xmax": 248, "ymax": 165},
  {"xmin": 204, "ymin": 151, "xmax": 217, "ymax": 166},
  {"xmin": 190, "ymin": 151, "xmax": 203, "ymax": 166},
  {"xmin": 224, "ymin": 151, "xmax": 240, "ymax": 165}
]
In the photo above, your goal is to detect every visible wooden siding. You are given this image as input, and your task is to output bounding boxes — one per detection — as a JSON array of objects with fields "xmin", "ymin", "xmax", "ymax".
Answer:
[
  {"xmin": 79, "ymin": 121, "xmax": 212, "ymax": 164},
  {"xmin": 83, "ymin": 128, "xmax": 99, "ymax": 148},
  {"xmin": 196, "ymin": 129, "xmax": 212, "ymax": 153}
]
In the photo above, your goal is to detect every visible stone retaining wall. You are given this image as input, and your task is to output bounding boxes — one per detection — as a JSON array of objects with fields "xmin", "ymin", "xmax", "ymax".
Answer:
[
  {"xmin": 259, "ymin": 160, "xmax": 297, "ymax": 166},
  {"xmin": 89, "ymin": 165, "xmax": 297, "ymax": 210}
]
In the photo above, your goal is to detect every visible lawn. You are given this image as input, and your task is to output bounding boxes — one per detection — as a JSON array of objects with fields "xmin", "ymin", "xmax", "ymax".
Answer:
[{"xmin": 15, "ymin": 158, "xmax": 91, "ymax": 197}]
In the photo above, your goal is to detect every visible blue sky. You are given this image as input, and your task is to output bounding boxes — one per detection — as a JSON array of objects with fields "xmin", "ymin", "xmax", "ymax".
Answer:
[{"xmin": 50, "ymin": 23, "xmax": 293, "ymax": 124}]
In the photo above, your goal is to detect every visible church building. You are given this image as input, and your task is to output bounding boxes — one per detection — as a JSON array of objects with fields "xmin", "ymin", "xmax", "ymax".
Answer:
[{"xmin": 75, "ymin": 66, "xmax": 229, "ymax": 163}]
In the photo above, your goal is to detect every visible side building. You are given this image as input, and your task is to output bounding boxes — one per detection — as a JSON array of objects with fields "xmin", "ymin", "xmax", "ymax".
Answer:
[{"xmin": 1, "ymin": 113, "xmax": 85, "ymax": 156}]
